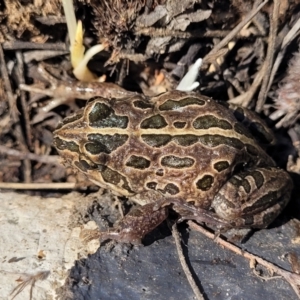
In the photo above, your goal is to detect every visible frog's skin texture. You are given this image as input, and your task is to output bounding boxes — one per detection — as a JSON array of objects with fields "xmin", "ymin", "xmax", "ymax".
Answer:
[{"xmin": 54, "ymin": 90, "xmax": 293, "ymax": 243}]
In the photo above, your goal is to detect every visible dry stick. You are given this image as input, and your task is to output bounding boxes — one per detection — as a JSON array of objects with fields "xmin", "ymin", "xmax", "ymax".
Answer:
[
  {"xmin": 0, "ymin": 45, "xmax": 31, "ymax": 183},
  {"xmin": 203, "ymin": 0, "xmax": 269, "ymax": 63},
  {"xmin": 2, "ymin": 41, "xmax": 67, "ymax": 51},
  {"xmin": 10, "ymin": 270, "xmax": 50, "ymax": 300},
  {"xmin": 267, "ymin": 18, "xmax": 300, "ymax": 94},
  {"xmin": 172, "ymin": 223, "xmax": 204, "ymax": 300},
  {"xmin": 0, "ymin": 182, "xmax": 76, "ymax": 190},
  {"xmin": 16, "ymin": 51, "xmax": 32, "ymax": 148},
  {"xmin": 188, "ymin": 221, "xmax": 300, "ymax": 299},
  {"xmin": 256, "ymin": 0, "xmax": 280, "ymax": 112},
  {"xmin": 0, "ymin": 145, "xmax": 60, "ymax": 165},
  {"xmin": 135, "ymin": 28, "xmax": 263, "ymax": 39},
  {"xmin": 228, "ymin": 61, "xmax": 266, "ymax": 106},
  {"xmin": 0, "ymin": 44, "xmax": 18, "ymax": 123},
  {"xmin": 23, "ymin": 50, "xmax": 69, "ymax": 64}
]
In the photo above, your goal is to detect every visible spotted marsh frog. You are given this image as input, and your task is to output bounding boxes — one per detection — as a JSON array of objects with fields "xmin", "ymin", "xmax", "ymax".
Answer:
[{"xmin": 54, "ymin": 89, "xmax": 292, "ymax": 243}]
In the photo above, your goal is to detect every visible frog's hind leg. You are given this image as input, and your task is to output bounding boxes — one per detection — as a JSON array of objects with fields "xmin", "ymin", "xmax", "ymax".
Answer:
[{"xmin": 211, "ymin": 167, "xmax": 293, "ymax": 229}]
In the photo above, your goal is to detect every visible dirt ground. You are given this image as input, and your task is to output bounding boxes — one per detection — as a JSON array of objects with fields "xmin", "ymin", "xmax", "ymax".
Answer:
[{"xmin": 1, "ymin": 1, "xmax": 300, "ymax": 299}]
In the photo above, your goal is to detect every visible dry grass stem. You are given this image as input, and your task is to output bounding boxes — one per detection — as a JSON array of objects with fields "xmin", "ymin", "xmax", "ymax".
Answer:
[
  {"xmin": 203, "ymin": 0, "xmax": 269, "ymax": 64},
  {"xmin": 267, "ymin": 18, "xmax": 300, "ymax": 95},
  {"xmin": 256, "ymin": 0, "xmax": 280, "ymax": 112},
  {"xmin": 0, "ymin": 182, "xmax": 76, "ymax": 190},
  {"xmin": 172, "ymin": 223, "xmax": 204, "ymax": 300},
  {"xmin": 0, "ymin": 145, "xmax": 60, "ymax": 165},
  {"xmin": 10, "ymin": 270, "xmax": 50, "ymax": 300},
  {"xmin": 188, "ymin": 221, "xmax": 300, "ymax": 299}
]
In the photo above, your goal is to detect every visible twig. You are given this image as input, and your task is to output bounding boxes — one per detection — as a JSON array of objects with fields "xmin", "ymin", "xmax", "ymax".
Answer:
[
  {"xmin": 203, "ymin": 0, "xmax": 269, "ymax": 63},
  {"xmin": 135, "ymin": 28, "xmax": 263, "ymax": 39},
  {"xmin": 188, "ymin": 221, "xmax": 300, "ymax": 299},
  {"xmin": 172, "ymin": 223, "xmax": 204, "ymax": 300},
  {"xmin": 23, "ymin": 50, "xmax": 69, "ymax": 63},
  {"xmin": 10, "ymin": 270, "xmax": 50, "ymax": 300},
  {"xmin": 256, "ymin": 0, "xmax": 280, "ymax": 112},
  {"xmin": 228, "ymin": 61, "xmax": 266, "ymax": 106},
  {"xmin": 0, "ymin": 182, "xmax": 77, "ymax": 190},
  {"xmin": 2, "ymin": 41, "xmax": 67, "ymax": 51},
  {"xmin": 0, "ymin": 44, "xmax": 32, "ymax": 183},
  {"xmin": 16, "ymin": 51, "xmax": 32, "ymax": 148},
  {"xmin": 0, "ymin": 145, "xmax": 60, "ymax": 165},
  {"xmin": 0, "ymin": 44, "xmax": 18, "ymax": 122},
  {"xmin": 267, "ymin": 18, "xmax": 300, "ymax": 94}
]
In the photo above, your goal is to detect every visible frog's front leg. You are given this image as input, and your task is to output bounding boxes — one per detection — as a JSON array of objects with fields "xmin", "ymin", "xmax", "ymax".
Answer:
[
  {"xmin": 20, "ymin": 65, "xmax": 139, "ymax": 113},
  {"xmin": 100, "ymin": 202, "xmax": 168, "ymax": 244},
  {"xmin": 211, "ymin": 167, "xmax": 293, "ymax": 229}
]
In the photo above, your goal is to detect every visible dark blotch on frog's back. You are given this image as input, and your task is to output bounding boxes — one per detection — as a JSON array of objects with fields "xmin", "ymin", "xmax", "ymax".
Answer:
[
  {"xmin": 126, "ymin": 155, "xmax": 151, "ymax": 169},
  {"xmin": 89, "ymin": 102, "xmax": 128, "ymax": 128},
  {"xmin": 85, "ymin": 134, "xmax": 128, "ymax": 154},
  {"xmin": 140, "ymin": 115, "xmax": 168, "ymax": 129},
  {"xmin": 193, "ymin": 115, "xmax": 233, "ymax": 130}
]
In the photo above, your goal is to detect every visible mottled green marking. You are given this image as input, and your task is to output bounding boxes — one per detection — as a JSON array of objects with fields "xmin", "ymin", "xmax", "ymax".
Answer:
[
  {"xmin": 54, "ymin": 137, "xmax": 79, "ymax": 152},
  {"xmin": 163, "ymin": 183, "xmax": 180, "ymax": 195},
  {"xmin": 146, "ymin": 182, "xmax": 157, "ymax": 190},
  {"xmin": 140, "ymin": 115, "xmax": 168, "ymax": 129},
  {"xmin": 241, "ymin": 178, "xmax": 251, "ymax": 193},
  {"xmin": 213, "ymin": 161, "xmax": 230, "ymax": 172},
  {"xmin": 198, "ymin": 135, "xmax": 244, "ymax": 149},
  {"xmin": 173, "ymin": 121, "xmax": 186, "ymax": 128},
  {"xmin": 142, "ymin": 134, "xmax": 172, "ymax": 147},
  {"xmin": 193, "ymin": 115, "xmax": 232, "ymax": 130},
  {"xmin": 99, "ymin": 165, "xmax": 133, "ymax": 193},
  {"xmin": 161, "ymin": 155, "xmax": 194, "ymax": 168},
  {"xmin": 89, "ymin": 102, "xmax": 128, "ymax": 128},
  {"xmin": 159, "ymin": 97, "xmax": 205, "ymax": 111},
  {"xmin": 173, "ymin": 135, "xmax": 198, "ymax": 146},
  {"xmin": 126, "ymin": 155, "xmax": 151, "ymax": 169},
  {"xmin": 196, "ymin": 175, "xmax": 214, "ymax": 191},
  {"xmin": 251, "ymin": 170, "xmax": 264, "ymax": 189},
  {"xmin": 133, "ymin": 100, "xmax": 153, "ymax": 109},
  {"xmin": 74, "ymin": 160, "xmax": 94, "ymax": 172},
  {"xmin": 156, "ymin": 169, "xmax": 164, "ymax": 176},
  {"xmin": 86, "ymin": 134, "xmax": 128, "ymax": 154}
]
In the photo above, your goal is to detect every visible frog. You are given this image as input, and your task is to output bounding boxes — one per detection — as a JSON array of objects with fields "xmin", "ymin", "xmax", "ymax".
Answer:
[{"xmin": 53, "ymin": 89, "xmax": 293, "ymax": 244}]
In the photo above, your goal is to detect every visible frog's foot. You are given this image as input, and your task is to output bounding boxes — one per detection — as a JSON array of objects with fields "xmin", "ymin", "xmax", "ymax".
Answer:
[{"xmin": 99, "ymin": 203, "xmax": 168, "ymax": 244}]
